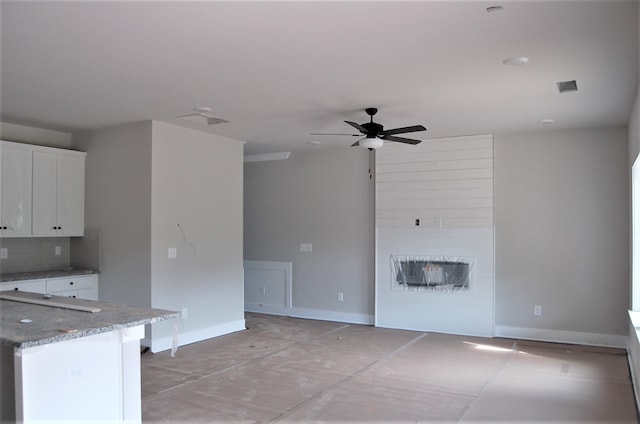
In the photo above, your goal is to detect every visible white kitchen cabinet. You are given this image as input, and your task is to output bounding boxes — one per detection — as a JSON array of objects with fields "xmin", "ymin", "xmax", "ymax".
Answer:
[
  {"xmin": 32, "ymin": 149, "xmax": 85, "ymax": 236},
  {"xmin": 0, "ymin": 142, "xmax": 32, "ymax": 237},
  {"xmin": 0, "ymin": 280, "xmax": 46, "ymax": 294},
  {"xmin": 0, "ymin": 275, "xmax": 98, "ymax": 300},
  {"xmin": 45, "ymin": 275, "xmax": 99, "ymax": 301}
]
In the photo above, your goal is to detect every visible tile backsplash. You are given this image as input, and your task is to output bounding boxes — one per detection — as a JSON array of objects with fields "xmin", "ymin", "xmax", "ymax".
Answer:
[{"xmin": 0, "ymin": 237, "xmax": 71, "ymax": 274}]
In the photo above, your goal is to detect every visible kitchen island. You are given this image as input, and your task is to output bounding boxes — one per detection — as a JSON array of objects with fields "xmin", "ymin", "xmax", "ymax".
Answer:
[{"xmin": 0, "ymin": 291, "xmax": 179, "ymax": 423}]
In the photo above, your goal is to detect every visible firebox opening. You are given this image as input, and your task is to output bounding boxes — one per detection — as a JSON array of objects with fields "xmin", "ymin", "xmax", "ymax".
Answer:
[{"xmin": 391, "ymin": 255, "xmax": 474, "ymax": 293}]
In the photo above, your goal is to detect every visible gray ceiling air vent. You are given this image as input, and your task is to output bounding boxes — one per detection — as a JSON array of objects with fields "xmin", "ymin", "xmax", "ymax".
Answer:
[{"xmin": 556, "ymin": 80, "xmax": 578, "ymax": 93}]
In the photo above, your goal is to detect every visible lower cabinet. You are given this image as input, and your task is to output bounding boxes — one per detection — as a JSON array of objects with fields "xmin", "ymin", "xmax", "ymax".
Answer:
[
  {"xmin": 0, "ymin": 280, "xmax": 46, "ymax": 294},
  {"xmin": 0, "ymin": 275, "xmax": 98, "ymax": 301},
  {"xmin": 45, "ymin": 275, "xmax": 99, "ymax": 301}
]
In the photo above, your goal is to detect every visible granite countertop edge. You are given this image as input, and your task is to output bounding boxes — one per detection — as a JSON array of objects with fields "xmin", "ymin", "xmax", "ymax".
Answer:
[{"xmin": 10, "ymin": 311, "xmax": 181, "ymax": 349}]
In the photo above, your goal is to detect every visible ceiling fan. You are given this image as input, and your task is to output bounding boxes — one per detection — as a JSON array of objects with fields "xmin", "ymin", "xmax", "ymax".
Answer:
[{"xmin": 312, "ymin": 108, "xmax": 427, "ymax": 150}]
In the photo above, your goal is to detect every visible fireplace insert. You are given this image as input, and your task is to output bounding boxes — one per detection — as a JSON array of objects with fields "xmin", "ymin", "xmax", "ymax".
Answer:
[{"xmin": 392, "ymin": 256, "xmax": 472, "ymax": 290}]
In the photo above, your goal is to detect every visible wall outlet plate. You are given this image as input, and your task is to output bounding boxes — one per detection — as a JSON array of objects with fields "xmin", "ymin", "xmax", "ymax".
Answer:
[
  {"xmin": 0, "ymin": 248, "xmax": 7, "ymax": 259},
  {"xmin": 168, "ymin": 247, "xmax": 177, "ymax": 259}
]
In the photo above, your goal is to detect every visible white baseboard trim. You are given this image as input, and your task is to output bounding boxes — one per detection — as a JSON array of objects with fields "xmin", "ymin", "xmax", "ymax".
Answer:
[
  {"xmin": 627, "ymin": 348, "xmax": 640, "ymax": 412},
  {"xmin": 375, "ymin": 322, "xmax": 494, "ymax": 338},
  {"xmin": 245, "ymin": 303, "xmax": 374, "ymax": 325},
  {"xmin": 627, "ymin": 312, "xmax": 640, "ymax": 411},
  {"xmin": 150, "ymin": 319, "xmax": 246, "ymax": 353},
  {"xmin": 495, "ymin": 325, "xmax": 628, "ymax": 348}
]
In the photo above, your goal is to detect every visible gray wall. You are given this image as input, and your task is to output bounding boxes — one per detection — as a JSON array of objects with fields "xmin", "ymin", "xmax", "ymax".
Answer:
[
  {"xmin": 244, "ymin": 148, "xmax": 375, "ymax": 320},
  {"xmin": 73, "ymin": 122, "xmax": 153, "ymax": 307},
  {"xmin": 74, "ymin": 121, "xmax": 245, "ymax": 351},
  {"xmin": 0, "ymin": 122, "xmax": 71, "ymax": 149},
  {"xmin": 630, "ymin": 92, "xmax": 640, "ymax": 165},
  {"xmin": 495, "ymin": 126, "xmax": 629, "ymax": 340},
  {"xmin": 149, "ymin": 121, "xmax": 245, "ymax": 346},
  {"xmin": 245, "ymin": 126, "xmax": 630, "ymax": 344}
]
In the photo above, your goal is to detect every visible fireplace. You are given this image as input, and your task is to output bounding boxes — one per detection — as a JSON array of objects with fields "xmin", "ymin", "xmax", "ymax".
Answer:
[{"xmin": 391, "ymin": 256, "xmax": 474, "ymax": 293}]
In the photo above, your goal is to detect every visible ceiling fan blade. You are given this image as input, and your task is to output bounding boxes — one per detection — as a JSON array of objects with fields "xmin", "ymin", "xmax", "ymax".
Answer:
[
  {"xmin": 345, "ymin": 120, "xmax": 367, "ymax": 133},
  {"xmin": 381, "ymin": 135, "xmax": 422, "ymax": 145},
  {"xmin": 310, "ymin": 133, "xmax": 360, "ymax": 137},
  {"xmin": 351, "ymin": 140, "xmax": 360, "ymax": 147},
  {"xmin": 380, "ymin": 125, "xmax": 427, "ymax": 136}
]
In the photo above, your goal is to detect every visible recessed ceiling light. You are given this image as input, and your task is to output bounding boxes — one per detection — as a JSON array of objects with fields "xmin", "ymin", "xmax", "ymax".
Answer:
[
  {"xmin": 486, "ymin": 5, "xmax": 503, "ymax": 13},
  {"xmin": 308, "ymin": 141, "xmax": 321, "ymax": 146},
  {"xmin": 538, "ymin": 119, "xmax": 555, "ymax": 125},
  {"xmin": 502, "ymin": 56, "xmax": 529, "ymax": 66}
]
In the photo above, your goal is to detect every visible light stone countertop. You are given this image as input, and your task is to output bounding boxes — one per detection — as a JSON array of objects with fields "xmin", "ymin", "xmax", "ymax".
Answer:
[
  {"xmin": 0, "ymin": 291, "xmax": 179, "ymax": 349},
  {"xmin": 0, "ymin": 269, "xmax": 98, "ymax": 283}
]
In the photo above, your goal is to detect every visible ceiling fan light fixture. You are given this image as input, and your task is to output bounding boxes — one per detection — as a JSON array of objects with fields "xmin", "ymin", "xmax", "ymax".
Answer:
[{"xmin": 360, "ymin": 137, "xmax": 384, "ymax": 150}]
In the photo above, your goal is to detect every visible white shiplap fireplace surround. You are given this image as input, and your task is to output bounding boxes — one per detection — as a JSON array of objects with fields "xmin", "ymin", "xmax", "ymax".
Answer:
[{"xmin": 375, "ymin": 134, "xmax": 495, "ymax": 337}]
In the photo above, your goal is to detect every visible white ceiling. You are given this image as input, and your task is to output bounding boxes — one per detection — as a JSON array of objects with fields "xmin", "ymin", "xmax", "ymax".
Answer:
[{"xmin": 1, "ymin": 1, "xmax": 638, "ymax": 154}]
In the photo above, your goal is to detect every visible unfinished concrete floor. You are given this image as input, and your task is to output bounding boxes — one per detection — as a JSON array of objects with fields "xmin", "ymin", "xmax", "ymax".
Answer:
[{"xmin": 142, "ymin": 313, "xmax": 638, "ymax": 423}]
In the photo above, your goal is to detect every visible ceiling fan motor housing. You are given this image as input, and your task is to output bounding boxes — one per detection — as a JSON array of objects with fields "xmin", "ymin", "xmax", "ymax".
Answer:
[{"xmin": 362, "ymin": 121, "xmax": 384, "ymax": 137}]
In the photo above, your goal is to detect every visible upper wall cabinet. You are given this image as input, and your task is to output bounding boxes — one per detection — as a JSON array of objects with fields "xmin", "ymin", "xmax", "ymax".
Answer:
[
  {"xmin": 32, "ymin": 150, "xmax": 85, "ymax": 236},
  {"xmin": 0, "ymin": 141, "xmax": 86, "ymax": 238},
  {"xmin": 0, "ymin": 142, "xmax": 33, "ymax": 237}
]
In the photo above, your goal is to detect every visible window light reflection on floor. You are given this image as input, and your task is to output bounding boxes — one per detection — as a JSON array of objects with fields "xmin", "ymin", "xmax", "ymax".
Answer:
[{"xmin": 463, "ymin": 341, "xmax": 527, "ymax": 354}]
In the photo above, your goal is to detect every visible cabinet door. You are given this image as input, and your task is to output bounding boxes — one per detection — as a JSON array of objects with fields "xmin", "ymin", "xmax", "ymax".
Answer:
[
  {"xmin": 0, "ymin": 144, "xmax": 32, "ymax": 237},
  {"xmin": 32, "ymin": 151, "xmax": 58, "ymax": 235},
  {"xmin": 56, "ymin": 154, "xmax": 84, "ymax": 236}
]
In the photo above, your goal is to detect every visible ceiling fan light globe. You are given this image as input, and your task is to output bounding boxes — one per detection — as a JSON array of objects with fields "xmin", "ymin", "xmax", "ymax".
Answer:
[{"xmin": 360, "ymin": 137, "xmax": 384, "ymax": 150}]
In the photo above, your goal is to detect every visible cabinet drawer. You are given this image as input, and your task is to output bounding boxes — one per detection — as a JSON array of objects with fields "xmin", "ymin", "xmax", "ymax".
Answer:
[
  {"xmin": 51, "ymin": 288, "xmax": 98, "ymax": 301},
  {"xmin": 0, "ymin": 279, "xmax": 46, "ymax": 294},
  {"xmin": 46, "ymin": 275, "xmax": 97, "ymax": 292}
]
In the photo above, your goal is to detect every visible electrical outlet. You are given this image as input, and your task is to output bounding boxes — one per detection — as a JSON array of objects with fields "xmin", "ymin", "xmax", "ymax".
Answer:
[
  {"xmin": 181, "ymin": 307, "xmax": 188, "ymax": 319},
  {"xmin": 168, "ymin": 247, "xmax": 177, "ymax": 259},
  {"xmin": 300, "ymin": 243, "xmax": 313, "ymax": 252},
  {"xmin": 337, "ymin": 292, "xmax": 344, "ymax": 302},
  {"xmin": 0, "ymin": 248, "xmax": 7, "ymax": 259},
  {"xmin": 55, "ymin": 245, "xmax": 61, "ymax": 256},
  {"xmin": 534, "ymin": 305, "xmax": 542, "ymax": 316}
]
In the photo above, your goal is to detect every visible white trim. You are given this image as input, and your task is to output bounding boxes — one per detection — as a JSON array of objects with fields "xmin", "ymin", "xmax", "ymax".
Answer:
[
  {"xmin": 627, "ymin": 353, "xmax": 640, "ymax": 412},
  {"xmin": 244, "ymin": 152, "xmax": 291, "ymax": 163},
  {"xmin": 245, "ymin": 304, "xmax": 373, "ymax": 326},
  {"xmin": 627, "ymin": 312, "xmax": 640, "ymax": 411},
  {"xmin": 377, "ymin": 322, "xmax": 493, "ymax": 338},
  {"xmin": 495, "ymin": 325, "xmax": 627, "ymax": 348},
  {"xmin": 149, "ymin": 319, "xmax": 246, "ymax": 353},
  {"xmin": 243, "ymin": 260, "xmax": 292, "ymax": 307},
  {"xmin": 633, "ymin": 157, "xmax": 640, "ymax": 311}
]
